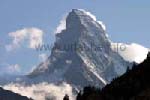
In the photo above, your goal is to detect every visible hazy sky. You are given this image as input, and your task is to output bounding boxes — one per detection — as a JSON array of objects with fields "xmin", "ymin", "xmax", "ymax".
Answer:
[{"xmin": 0, "ymin": 0, "xmax": 149, "ymax": 75}]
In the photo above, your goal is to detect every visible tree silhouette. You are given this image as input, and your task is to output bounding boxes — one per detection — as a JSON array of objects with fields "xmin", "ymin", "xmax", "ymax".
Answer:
[
  {"xmin": 76, "ymin": 91, "xmax": 82, "ymax": 100},
  {"xmin": 63, "ymin": 94, "xmax": 69, "ymax": 100}
]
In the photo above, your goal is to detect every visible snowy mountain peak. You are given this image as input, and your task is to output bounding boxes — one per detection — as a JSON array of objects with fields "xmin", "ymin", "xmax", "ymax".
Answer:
[
  {"xmin": 56, "ymin": 9, "xmax": 106, "ymax": 34},
  {"xmin": 70, "ymin": 9, "xmax": 97, "ymax": 21},
  {"xmin": 68, "ymin": 9, "xmax": 106, "ymax": 31},
  {"xmin": 30, "ymin": 9, "xmax": 130, "ymax": 88}
]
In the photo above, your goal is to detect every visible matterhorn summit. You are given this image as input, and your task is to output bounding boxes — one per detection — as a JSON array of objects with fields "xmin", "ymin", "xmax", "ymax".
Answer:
[{"xmin": 30, "ymin": 9, "xmax": 130, "ymax": 88}]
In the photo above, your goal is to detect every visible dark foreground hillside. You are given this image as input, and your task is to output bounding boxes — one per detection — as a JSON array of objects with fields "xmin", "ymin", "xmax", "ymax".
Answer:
[
  {"xmin": 0, "ymin": 87, "xmax": 33, "ymax": 100},
  {"xmin": 76, "ymin": 53, "xmax": 150, "ymax": 100}
]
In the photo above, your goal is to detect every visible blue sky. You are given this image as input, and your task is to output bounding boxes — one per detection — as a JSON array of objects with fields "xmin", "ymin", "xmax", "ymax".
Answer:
[{"xmin": 0, "ymin": 0, "xmax": 150, "ymax": 75}]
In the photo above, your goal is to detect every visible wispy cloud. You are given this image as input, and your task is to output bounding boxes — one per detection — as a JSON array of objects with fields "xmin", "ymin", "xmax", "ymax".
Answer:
[
  {"xmin": 0, "ymin": 63, "xmax": 21, "ymax": 75},
  {"xmin": 7, "ymin": 64, "xmax": 21, "ymax": 73}
]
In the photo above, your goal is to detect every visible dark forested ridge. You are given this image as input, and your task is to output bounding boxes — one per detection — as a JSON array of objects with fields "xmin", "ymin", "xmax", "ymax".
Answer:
[
  {"xmin": 75, "ymin": 53, "xmax": 150, "ymax": 100},
  {"xmin": 0, "ymin": 87, "xmax": 33, "ymax": 100}
]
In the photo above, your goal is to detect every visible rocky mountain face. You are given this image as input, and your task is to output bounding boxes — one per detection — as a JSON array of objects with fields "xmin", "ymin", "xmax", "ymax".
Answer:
[
  {"xmin": 0, "ymin": 87, "xmax": 32, "ymax": 100},
  {"xmin": 30, "ymin": 9, "xmax": 130, "ymax": 88}
]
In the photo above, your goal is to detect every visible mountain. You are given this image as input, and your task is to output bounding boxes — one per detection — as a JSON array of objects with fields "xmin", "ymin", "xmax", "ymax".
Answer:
[
  {"xmin": 29, "ymin": 9, "xmax": 130, "ymax": 88},
  {"xmin": 0, "ymin": 87, "xmax": 32, "ymax": 100},
  {"xmin": 76, "ymin": 53, "xmax": 150, "ymax": 100}
]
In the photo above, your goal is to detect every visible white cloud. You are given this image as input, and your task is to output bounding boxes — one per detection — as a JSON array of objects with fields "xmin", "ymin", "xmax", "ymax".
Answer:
[
  {"xmin": 6, "ymin": 28, "xmax": 44, "ymax": 51},
  {"xmin": 28, "ymin": 28, "xmax": 43, "ymax": 49},
  {"xmin": 6, "ymin": 29, "xmax": 27, "ymax": 51},
  {"xmin": 39, "ymin": 53, "xmax": 48, "ymax": 62},
  {"xmin": 111, "ymin": 43, "xmax": 149, "ymax": 63},
  {"xmin": 3, "ymin": 82, "xmax": 75, "ymax": 100},
  {"xmin": 55, "ymin": 15, "xmax": 67, "ymax": 34}
]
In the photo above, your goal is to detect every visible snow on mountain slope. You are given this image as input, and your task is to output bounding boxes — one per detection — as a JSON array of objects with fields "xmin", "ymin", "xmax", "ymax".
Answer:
[{"xmin": 30, "ymin": 9, "xmax": 130, "ymax": 88}]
